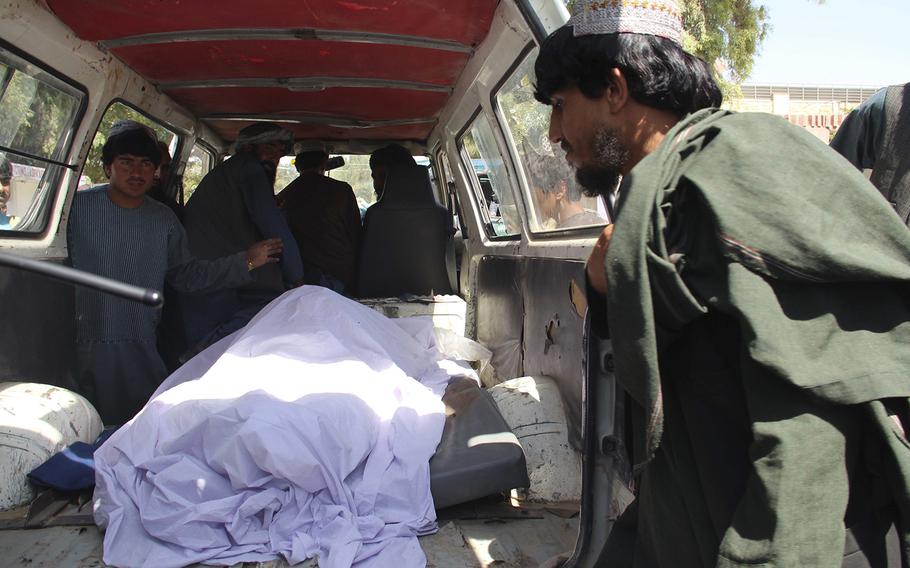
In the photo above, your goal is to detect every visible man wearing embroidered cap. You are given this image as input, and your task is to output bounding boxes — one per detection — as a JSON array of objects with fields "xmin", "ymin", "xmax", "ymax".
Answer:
[
  {"xmin": 535, "ymin": 1, "xmax": 910, "ymax": 566},
  {"xmin": 181, "ymin": 122, "xmax": 304, "ymax": 352}
]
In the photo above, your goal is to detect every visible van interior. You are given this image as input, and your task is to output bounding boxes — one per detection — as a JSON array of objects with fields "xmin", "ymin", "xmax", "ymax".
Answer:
[{"xmin": 0, "ymin": 1, "xmax": 628, "ymax": 566}]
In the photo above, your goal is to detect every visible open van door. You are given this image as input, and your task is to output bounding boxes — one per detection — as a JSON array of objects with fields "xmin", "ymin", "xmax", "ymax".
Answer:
[{"xmin": 433, "ymin": 1, "xmax": 633, "ymax": 565}]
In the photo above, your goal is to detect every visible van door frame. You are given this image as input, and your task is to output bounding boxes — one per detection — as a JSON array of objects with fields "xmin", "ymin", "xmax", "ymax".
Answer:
[{"xmin": 430, "ymin": 1, "xmax": 629, "ymax": 564}]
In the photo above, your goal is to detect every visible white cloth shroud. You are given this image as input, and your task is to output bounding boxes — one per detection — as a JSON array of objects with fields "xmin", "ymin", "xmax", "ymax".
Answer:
[{"xmin": 93, "ymin": 286, "xmax": 479, "ymax": 568}]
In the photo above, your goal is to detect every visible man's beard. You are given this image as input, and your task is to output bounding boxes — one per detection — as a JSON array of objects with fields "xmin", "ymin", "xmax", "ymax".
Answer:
[
  {"xmin": 260, "ymin": 161, "xmax": 278, "ymax": 186},
  {"xmin": 574, "ymin": 126, "xmax": 628, "ymax": 200}
]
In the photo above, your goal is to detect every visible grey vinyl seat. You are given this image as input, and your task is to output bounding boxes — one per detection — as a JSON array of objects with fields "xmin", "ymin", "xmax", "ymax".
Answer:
[
  {"xmin": 358, "ymin": 166, "xmax": 526, "ymax": 506},
  {"xmin": 357, "ymin": 165, "xmax": 453, "ymax": 298},
  {"xmin": 429, "ymin": 377, "xmax": 530, "ymax": 509}
]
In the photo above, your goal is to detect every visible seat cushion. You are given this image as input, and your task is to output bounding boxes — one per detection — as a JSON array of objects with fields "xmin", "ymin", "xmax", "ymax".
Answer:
[{"xmin": 429, "ymin": 377, "xmax": 529, "ymax": 509}]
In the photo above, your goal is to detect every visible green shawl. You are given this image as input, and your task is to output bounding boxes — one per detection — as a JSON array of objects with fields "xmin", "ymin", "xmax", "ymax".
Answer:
[{"xmin": 605, "ymin": 108, "xmax": 910, "ymax": 566}]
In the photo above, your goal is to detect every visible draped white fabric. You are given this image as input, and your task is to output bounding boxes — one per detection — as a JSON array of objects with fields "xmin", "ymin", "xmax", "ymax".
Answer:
[{"xmin": 94, "ymin": 287, "xmax": 473, "ymax": 568}]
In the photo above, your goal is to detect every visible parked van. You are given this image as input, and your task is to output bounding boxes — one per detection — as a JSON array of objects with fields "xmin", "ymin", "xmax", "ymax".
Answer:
[{"xmin": 0, "ymin": 1, "xmax": 628, "ymax": 566}]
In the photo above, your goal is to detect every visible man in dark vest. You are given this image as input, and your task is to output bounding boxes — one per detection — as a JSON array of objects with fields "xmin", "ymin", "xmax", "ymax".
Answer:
[
  {"xmin": 181, "ymin": 123, "xmax": 304, "ymax": 351},
  {"xmin": 278, "ymin": 150, "xmax": 362, "ymax": 295},
  {"xmin": 831, "ymin": 83, "xmax": 910, "ymax": 226}
]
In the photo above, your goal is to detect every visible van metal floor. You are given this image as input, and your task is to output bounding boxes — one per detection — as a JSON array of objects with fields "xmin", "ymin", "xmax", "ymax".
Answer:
[{"xmin": 0, "ymin": 503, "xmax": 578, "ymax": 567}]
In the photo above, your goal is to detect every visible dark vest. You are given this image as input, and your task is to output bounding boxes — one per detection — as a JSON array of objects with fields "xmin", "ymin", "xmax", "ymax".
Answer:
[
  {"xmin": 183, "ymin": 154, "xmax": 284, "ymax": 292},
  {"xmin": 870, "ymin": 84, "xmax": 910, "ymax": 226}
]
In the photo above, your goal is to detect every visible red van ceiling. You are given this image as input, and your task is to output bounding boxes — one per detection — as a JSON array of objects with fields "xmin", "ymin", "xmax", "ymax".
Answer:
[{"xmin": 44, "ymin": 0, "xmax": 498, "ymax": 143}]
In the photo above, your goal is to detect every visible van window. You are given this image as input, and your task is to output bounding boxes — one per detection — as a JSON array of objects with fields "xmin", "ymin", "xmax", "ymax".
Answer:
[
  {"xmin": 326, "ymin": 154, "xmax": 378, "ymax": 218},
  {"xmin": 81, "ymin": 101, "xmax": 178, "ymax": 191},
  {"xmin": 459, "ymin": 114, "xmax": 521, "ymax": 238},
  {"xmin": 496, "ymin": 49, "xmax": 609, "ymax": 232},
  {"xmin": 273, "ymin": 156, "xmax": 298, "ymax": 195},
  {"xmin": 0, "ymin": 46, "xmax": 84, "ymax": 234},
  {"xmin": 277, "ymin": 153, "xmax": 403, "ymax": 220},
  {"xmin": 183, "ymin": 142, "xmax": 215, "ymax": 203},
  {"xmin": 417, "ymin": 155, "xmax": 442, "ymax": 203},
  {"xmin": 434, "ymin": 150, "xmax": 450, "ymax": 202}
]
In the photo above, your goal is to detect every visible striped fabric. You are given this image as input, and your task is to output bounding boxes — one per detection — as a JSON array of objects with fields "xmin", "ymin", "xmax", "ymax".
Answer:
[
  {"xmin": 68, "ymin": 186, "xmax": 251, "ymax": 423},
  {"xmin": 69, "ymin": 186, "xmax": 176, "ymax": 344}
]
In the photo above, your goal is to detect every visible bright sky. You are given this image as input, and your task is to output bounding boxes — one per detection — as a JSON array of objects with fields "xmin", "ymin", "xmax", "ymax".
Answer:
[{"xmin": 747, "ymin": 0, "xmax": 907, "ymax": 87}]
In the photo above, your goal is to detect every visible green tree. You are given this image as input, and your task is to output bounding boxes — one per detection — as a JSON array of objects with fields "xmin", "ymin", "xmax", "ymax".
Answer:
[
  {"xmin": 182, "ymin": 163, "xmax": 205, "ymax": 202},
  {"xmin": 564, "ymin": 1, "xmax": 820, "ymax": 96},
  {"xmin": 0, "ymin": 63, "xmax": 80, "ymax": 165},
  {"xmin": 679, "ymin": 0, "xmax": 769, "ymax": 90}
]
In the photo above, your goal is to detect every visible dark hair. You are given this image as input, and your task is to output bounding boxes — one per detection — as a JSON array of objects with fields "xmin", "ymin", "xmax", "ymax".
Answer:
[
  {"xmin": 534, "ymin": 28, "xmax": 722, "ymax": 116},
  {"xmin": 295, "ymin": 150, "xmax": 328, "ymax": 172},
  {"xmin": 530, "ymin": 155, "xmax": 584, "ymax": 202},
  {"xmin": 527, "ymin": 153, "xmax": 565, "ymax": 193},
  {"xmin": 369, "ymin": 144, "xmax": 416, "ymax": 170},
  {"xmin": 0, "ymin": 153, "xmax": 11, "ymax": 184},
  {"xmin": 157, "ymin": 140, "xmax": 172, "ymax": 160},
  {"xmin": 102, "ymin": 128, "xmax": 162, "ymax": 167}
]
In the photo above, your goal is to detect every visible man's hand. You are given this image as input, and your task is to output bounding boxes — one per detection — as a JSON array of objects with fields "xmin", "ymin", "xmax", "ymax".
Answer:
[
  {"xmin": 586, "ymin": 224, "xmax": 614, "ymax": 295},
  {"xmin": 246, "ymin": 238, "xmax": 283, "ymax": 270}
]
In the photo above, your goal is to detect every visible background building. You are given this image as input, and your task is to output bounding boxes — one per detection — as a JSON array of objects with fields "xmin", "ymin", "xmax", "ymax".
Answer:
[{"xmin": 727, "ymin": 84, "xmax": 883, "ymax": 142}]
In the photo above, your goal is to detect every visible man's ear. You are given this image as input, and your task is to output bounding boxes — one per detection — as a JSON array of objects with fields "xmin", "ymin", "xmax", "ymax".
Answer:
[
  {"xmin": 604, "ymin": 68, "xmax": 630, "ymax": 113},
  {"xmin": 103, "ymin": 164, "xmax": 112, "ymax": 179}
]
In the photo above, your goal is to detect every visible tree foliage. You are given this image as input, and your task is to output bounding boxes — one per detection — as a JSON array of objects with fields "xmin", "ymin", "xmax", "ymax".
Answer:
[
  {"xmin": 562, "ymin": 0, "xmax": 782, "ymax": 97},
  {"xmin": 679, "ymin": 0, "xmax": 769, "ymax": 87},
  {"xmin": 326, "ymin": 154, "xmax": 375, "ymax": 206},
  {"xmin": 0, "ymin": 62, "xmax": 80, "ymax": 166}
]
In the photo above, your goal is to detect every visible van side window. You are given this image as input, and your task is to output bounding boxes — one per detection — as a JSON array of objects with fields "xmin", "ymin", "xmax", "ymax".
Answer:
[
  {"xmin": 325, "ymin": 154, "xmax": 377, "ymax": 217},
  {"xmin": 496, "ymin": 49, "xmax": 610, "ymax": 232},
  {"xmin": 82, "ymin": 101, "xmax": 178, "ymax": 190},
  {"xmin": 183, "ymin": 142, "xmax": 215, "ymax": 203},
  {"xmin": 459, "ymin": 114, "xmax": 521, "ymax": 238},
  {"xmin": 438, "ymin": 149, "xmax": 455, "ymax": 201},
  {"xmin": 416, "ymin": 155, "xmax": 440, "ymax": 200},
  {"xmin": 0, "ymin": 47, "xmax": 85, "ymax": 234}
]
